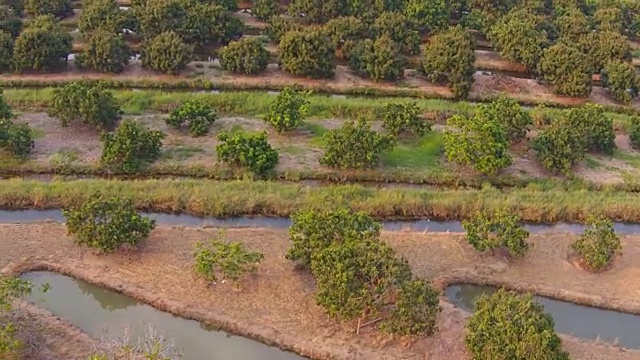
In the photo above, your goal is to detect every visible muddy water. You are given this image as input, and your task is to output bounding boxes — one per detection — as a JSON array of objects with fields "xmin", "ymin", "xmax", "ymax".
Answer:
[
  {"xmin": 445, "ymin": 284, "xmax": 640, "ymax": 349},
  {"xmin": 22, "ymin": 271, "xmax": 306, "ymax": 360},
  {"xmin": 2, "ymin": 209, "xmax": 640, "ymax": 234}
]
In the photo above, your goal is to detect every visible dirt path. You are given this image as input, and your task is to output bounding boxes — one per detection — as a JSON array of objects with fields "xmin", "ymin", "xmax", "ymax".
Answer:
[{"xmin": 1, "ymin": 224, "xmax": 639, "ymax": 359}]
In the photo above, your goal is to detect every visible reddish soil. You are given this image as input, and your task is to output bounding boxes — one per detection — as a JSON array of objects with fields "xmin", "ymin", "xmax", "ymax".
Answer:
[{"xmin": 1, "ymin": 224, "xmax": 639, "ymax": 359}]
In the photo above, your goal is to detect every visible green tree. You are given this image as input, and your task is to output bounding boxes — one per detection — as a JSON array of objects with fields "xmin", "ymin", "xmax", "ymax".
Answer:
[
  {"xmin": 443, "ymin": 114, "xmax": 512, "ymax": 175},
  {"xmin": 278, "ymin": 28, "xmax": 335, "ymax": 79},
  {"xmin": 629, "ymin": 116, "xmax": 640, "ymax": 150},
  {"xmin": 601, "ymin": 60, "xmax": 640, "ymax": 104},
  {"xmin": 182, "ymin": 2, "xmax": 243, "ymax": 46},
  {"xmin": 0, "ymin": 277, "xmax": 46, "ymax": 359},
  {"xmin": 477, "ymin": 96, "xmax": 532, "ymax": 143},
  {"xmin": 75, "ymin": 30, "xmax": 131, "ymax": 73},
  {"xmin": 194, "ymin": 230, "xmax": 264, "ymax": 284},
  {"xmin": 12, "ymin": 15, "xmax": 71, "ymax": 72},
  {"xmin": 216, "ymin": 131, "xmax": 279, "ymax": 175},
  {"xmin": 373, "ymin": 11, "xmax": 420, "ymax": 56},
  {"xmin": 572, "ymin": 216, "xmax": 621, "ymax": 272},
  {"xmin": 403, "ymin": 0, "xmax": 449, "ymax": 32},
  {"xmin": 320, "ymin": 117, "xmax": 395, "ymax": 169},
  {"xmin": 219, "ymin": 37, "xmax": 269, "ymax": 75},
  {"xmin": 265, "ymin": 15, "xmax": 300, "ymax": 43},
  {"xmin": 252, "ymin": 0, "xmax": 279, "ymax": 21},
  {"xmin": 0, "ymin": 8, "xmax": 22, "ymax": 39},
  {"xmin": 381, "ymin": 101, "xmax": 430, "ymax": 138},
  {"xmin": 422, "ymin": 26, "xmax": 475, "ymax": 99},
  {"xmin": 538, "ymin": 43, "xmax": 592, "ymax": 97},
  {"xmin": 24, "ymin": 0, "xmax": 72, "ymax": 18},
  {"xmin": 462, "ymin": 209, "xmax": 530, "ymax": 257},
  {"xmin": 466, "ymin": 289, "xmax": 569, "ymax": 360},
  {"xmin": 288, "ymin": 0, "xmax": 349, "ymax": 24},
  {"xmin": 581, "ymin": 30, "xmax": 631, "ymax": 73},
  {"xmin": 286, "ymin": 208, "xmax": 381, "ymax": 267},
  {"xmin": 0, "ymin": 119, "xmax": 34, "ymax": 159},
  {"xmin": 348, "ymin": 35, "xmax": 406, "ymax": 82},
  {"xmin": 49, "ymin": 81, "xmax": 122, "ymax": 131},
  {"xmin": 135, "ymin": 0, "xmax": 187, "ymax": 39},
  {"xmin": 380, "ymin": 278, "xmax": 441, "ymax": 336},
  {"xmin": 530, "ymin": 121, "xmax": 585, "ymax": 175},
  {"xmin": 0, "ymin": 88, "xmax": 12, "ymax": 120},
  {"xmin": 554, "ymin": 6, "xmax": 590, "ymax": 42},
  {"xmin": 63, "ymin": 195, "xmax": 156, "ymax": 252},
  {"xmin": 100, "ymin": 120, "xmax": 165, "ymax": 173},
  {"xmin": 140, "ymin": 31, "xmax": 193, "ymax": 75},
  {"xmin": 166, "ymin": 99, "xmax": 217, "ymax": 137},
  {"xmin": 212, "ymin": 0, "xmax": 237, "ymax": 11},
  {"xmin": 563, "ymin": 104, "xmax": 615, "ymax": 154},
  {"xmin": 263, "ymin": 86, "xmax": 310, "ymax": 133},
  {"xmin": 593, "ymin": 3, "xmax": 624, "ymax": 32},
  {"xmin": 77, "ymin": 0, "xmax": 125, "ymax": 35},
  {"xmin": 322, "ymin": 16, "xmax": 366, "ymax": 52},
  {"xmin": 0, "ymin": 30, "xmax": 12, "ymax": 70}
]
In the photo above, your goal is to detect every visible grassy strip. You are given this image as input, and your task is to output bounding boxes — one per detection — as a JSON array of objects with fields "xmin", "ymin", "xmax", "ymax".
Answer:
[{"xmin": 0, "ymin": 178, "xmax": 639, "ymax": 223}]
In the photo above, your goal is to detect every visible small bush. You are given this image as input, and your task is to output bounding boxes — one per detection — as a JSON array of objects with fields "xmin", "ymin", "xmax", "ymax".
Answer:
[
  {"xmin": 347, "ymin": 35, "xmax": 407, "ymax": 82},
  {"xmin": 252, "ymin": 0, "xmax": 279, "ymax": 21},
  {"xmin": 477, "ymin": 96, "xmax": 532, "ymax": 143},
  {"xmin": 629, "ymin": 116, "xmax": 640, "ymax": 150},
  {"xmin": 563, "ymin": 104, "xmax": 616, "ymax": 155},
  {"xmin": 49, "ymin": 81, "xmax": 122, "ymax": 131},
  {"xmin": 381, "ymin": 102, "xmax": 430, "ymax": 138},
  {"xmin": 263, "ymin": 86, "xmax": 310, "ymax": 133},
  {"xmin": 166, "ymin": 99, "xmax": 217, "ymax": 137},
  {"xmin": 601, "ymin": 60, "xmax": 640, "ymax": 104},
  {"xmin": 466, "ymin": 289, "xmax": 569, "ymax": 360},
  {"xmin": 462, "ymin": 209, "xmax": 530, "ymax": 257},
  {"xmin": 380, "ymin": 278, "xmax": 441, "ymax": 336},
  {"xmin": 278, "ymin": 28, "xmax": 335, "ymax": 79},
  {"xmin": 530, "ymin": 121, "xmax": 585, "ymax": 175},
  {"xmin": 193, "ymin": 230, "xmax": 264, "ymax": 284},
  {"xmin": 216, "ymin": 131, "xmax": 278, "ymax": 175},
  {"xmin": 100, "ymin": 120, "xmax": 165, "ymax": 173},
  {"xmin": 320, "ymin": 117, "xmax": 395, "ymax": 169},
  {"xmin": 75, "ymin": 29, "xmax": 131, "ymax": 74},
  {"xmin": 63, "ymin": 195, "xmax": 156, "ymax": 252},
  {"xmin": 140, "ymin": 31, "xmax": 193, "ymax": 75},
  {"xmin": 572, "ymin": 216, "xmax": 621, "ymax": 272},
  {"xmin": 0, "ymin": 119, "xmax": 34, "ymax": 159},
  {"xmin": 219, "ymin": 37, "xmax": 269, "ymax": 75}
]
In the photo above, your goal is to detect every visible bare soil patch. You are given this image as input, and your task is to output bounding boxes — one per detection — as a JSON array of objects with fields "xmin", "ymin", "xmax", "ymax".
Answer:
[{"xmin": 0, "ymin": 224, "xmax": 639, "ymax": 359}]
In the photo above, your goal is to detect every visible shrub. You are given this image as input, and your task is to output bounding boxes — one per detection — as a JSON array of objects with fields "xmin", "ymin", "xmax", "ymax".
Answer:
[
  {"xmin": 0, "ymin": 277, "xmax": 45, "ymax": 359},
  {"xmin": 286, "ymin": 208, "xmax": 381, "ymax": 267},
  {"xmin": 0, "ymin": 30, "xmax": 12, "ymax": 71},
  {"xmin": 443, "ymin": 114, "xmax": 512, "ymax": 175},
  {"xmin": 403, "ymin": 0, "xmax": 449, "ymax": 32},
  {"xmin": 422, "ymin": 26, "xmax": 475, "ymax": 99},
  {"xmin": 219, "ymin": 37, "xmax": 269, "ymax": 75},
  {"xmin": 347, "ymin": 35, "xmax": 406, "ymax": 82},
  {"xmin": 287, "ymin": 0, "xmax": 349, "ymax": 24},
  {"xmin": 216, "ymin": 131, "xmax": 279, "ymax": 175},
  {"xmin": 0, "ymin": 119, "xmax": 34, "ymax": 159},
  {"xmin": 381, "ymin": 102, "xmax": 430, "ymax": 138},
  {"xmin": 477, "ymin": 96, "xmax": 532, "ymax": 143},
  {"xmin": 629, "ymin": 116, "xmax": 640, "ymax": 150},
  {"xmin": 77, "ymin": 0, "xmax": 125, "ymax": 35},
  {"xmin": 12, "ymin": 15, "xmax": 71, "ymax": 72},
  {"xmin": 530, "ymin": 121, "xmax": 585, "ymax": 175},
  {"xmin": 372, "ymin": 11, "xmax": 420, "ymax": 55},
  {"xmin": 278, "ymin": 28, "xmax": 335, "ymax": 79},
  {"xmin": 465, "ymin": 289, "xmax": 569, "ymax": 360},
  {"xmin": 166, "ymin": 99, "xmax": 217, "ymax": 137},
  {"xmin": 75, "ymin": 29, "xmax": 131, "ymax": 73},
  {"xmin": 322, "ymin": 16, "xmax": 366, "ymax": 51},
  {"xmin": 380, "ymin": 278, "xmax": 441, "ymax": 336},
  {"xmin": 100, "ymin": 120, "xmax": 165, "ymax": 173},
  {"xmin": 24, "ymin": 0, "xmax": 72, "ymax": 17},
  {"xmin": 320, "ymin": 117, "xmax": 395, "ymax": 169},
  {"xmin": 265, "ymin": 15, "xmax": 300, "ymax": 43},
  {"xmin": 181, "ymin": 2, "xmax": 243, "ymax": 46},
  {"xmin": 140, "ymin": 31, "xmax": 193, "ymax": 75},
  {"xmin": 462, "ymin": 209, "xmax": 530, "ymax": 257},
  {"xmin": 193, "ymin": 230, "xmax": 264, "ymax": 284},
  {"xmin": 263, "ymin": 86, "xmax": 310, "ymax": 133},
  {"xmin": 252, "ymin": 0, "xmax": 279, "ymax": 21},
  {"xmin": 63, "ymin": 195, "xmax": 156, "ymax": 252},
  {"xmin": 581, "ymin": 30, "xmax": 631, "ymax": 74},
  {"xmin": 572, "ymin": 216, "xmax": 621, "ymax": 271},
  {"xmin": 0, "ymin": 88, "xmax": 12, "ymax": 119},
  {"xmin": 601, "ymin": 60, "xmax": 640, "ymax": 104},
  {"xmin": 538, "ymin": 43, "xmax": 592, "ymax": 97},
  {"xmin": 563, "ymin": 104, "xmax": 615, "ymax": 154},
  {"xmin": 49, "ymin": 81, "xmax": 122, "ymax": 131}
]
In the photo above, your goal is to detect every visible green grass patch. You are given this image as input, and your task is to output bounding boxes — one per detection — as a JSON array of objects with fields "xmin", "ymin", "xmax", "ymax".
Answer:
[
  {"xmin": 161, "ymin": 145, "xmax": 205, "ymax": 161},
  {"xmin": 584, "ymin": 156, "xmax": 601, "ymax": 169},
  {"xmin": 382, "ymin": 132, "xmax": 443, "ymax": 171},
  {"xmin": 612, "ymin": 150, "xmax": 640, "ymax": 169}
]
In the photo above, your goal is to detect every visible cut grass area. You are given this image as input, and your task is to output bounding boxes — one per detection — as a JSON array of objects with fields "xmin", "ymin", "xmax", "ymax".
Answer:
[
  {"xmin": 382, "ymin": 132, "xmax": 443, "ymax": 171},
  {"xmin": 2, "ymin": 178, "xmax": 640, "ymax": 222},
  {"xmin": 161, "ymin": 145, "xmax": 205, "ymax": 161}
]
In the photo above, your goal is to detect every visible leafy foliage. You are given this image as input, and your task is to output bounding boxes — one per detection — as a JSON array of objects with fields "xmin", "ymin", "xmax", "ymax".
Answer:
[
  {"xmin": 216, "ymin": 131, "xmax": 278, "ymax": 175},
  {"xmin": 477, "ymin": 96, "xmax": 532, "ymax": 143},
  {"xmin": 75, "ymin": 29, "xmax": 131, "ymax": 73},
  {"xmin": 422, "ymin": 26, "xmax": 475, "ymax": 99},
  {"xmin": 320, "ymin": 117, "xmax": 395, "ymax": 169},
  {"xmin": 77, "ymin": 0, "xmax": 125, "ymax": 35},
  {"xmin": 372, "ymin": 11, "xmax": 420, "ymax": 56},
  {"xmin": 166, "ymin": 99, "xmax": 217, "ymax": 137},
  {"xmin": 63, "ymin": 195, "xmax": 156, "ymax": 252},
  {"xmin": 629, "ymin": 116, "xmax": 640, "ymax": 150},
  {"xmin": 381, "ymin": 101, "xmax": 430, "ymax": 138},
  {"xmin": 572, "ymin": 216, "xmax": 621, "ymax": 271},
  {"xmin": 443, "ymin": 113, "xmax": 512, "ymax": 175},
  {"xmin": 219, "ymin": 37, "xmax": 269, "ymax": 75},
  {"xmin": 0, "ymin": 119, "xmax": 34, "ymax": 159},
  {"xmin": 265, "ymin": 15, "xmax": 300, "ymax": 43},
  {"xmin": 322, "ymin": 16, "xmax": 366, "ymax": 52},
  {"xmin": 263, "ymin": 86, "xmax": 310, "ymax": 133},
  {"xmin": 380, "ymin": 278, "xmax": 441, "ymax": 336},
  {"xmin": 403, "ymin": 0, "xmax": 449, "ymax": 32},
  {"xmin": 141, "ymin": 31, "xmax": 193, "ymax": 75},
  {"xmin": 278, "ymin": 28, "xmax": 335, "ymax": 79},
  {"xmin": 462, "ymin": 209, "xmax": 530, "ymax": 257},
  {"xmin": 49, "ymin": 81, "xmax": 122, "ymax": 131},
  {"xmin": 562, "ymin": 104, "xmax": 615, "ymax": 154},
  {"xmin": 530, "ymin": 121, "xmax": 585, "ymax": 175},
  {"xmin": 100, "ymin": 120, "xmax": 165, "ymax": 173},
  {"xmin": 288, "ymin": 0, "xmax": 349, "ymax": 24},
  {"xmin": 0, "ymin": 277, "xmax": 45, "ymax": 359},
  {"xmin": 12, "ymin": 15, "xmax": 71, "ymax": 72},
  {"xmin": 538, "ymin": 43, "xmax": 592, "ymax": 97},
  {"xmin": 0, "ymin": 30, "xmax": 12, "ymax": 71},
  {"xmin": 581, "ymin": 30, "xmax": 631, "ymax": 74},
  {"xmin": 465, "ymin": 289, "xmax": 569, "ymax": 360},
  {"xmin": 24, "ymin": 0, "xmax": 72, "ymax": 18},
  {"xmin": 601, "ymin": 60, "xmax": 640, "ymax": 104},
  {"xmin": 251, "ymin": 0, "xmax": 279, "ymax": 21},
  {"xmin": 193, "ymin": 230, "xmax": 264, "ymax": 284},
  {"xmin": 347, "ymin": 35, "xmax": 406, "ymax": 82}
]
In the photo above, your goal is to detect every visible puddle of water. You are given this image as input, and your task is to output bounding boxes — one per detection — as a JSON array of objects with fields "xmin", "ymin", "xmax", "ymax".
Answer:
[
  {"xmin": 1, "ymin": 209, "xmax": 640, "ymax": 234},
  {"xmin": 445, "ymin": 284, "xmax": 640, "ymax": 348},
  {"xmin": 22, "ymin": 271, "xmax": 306, "ymax": 360}
]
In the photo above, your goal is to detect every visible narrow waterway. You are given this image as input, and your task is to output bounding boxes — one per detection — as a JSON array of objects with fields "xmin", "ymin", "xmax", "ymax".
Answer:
[{"xmin": 22, "ymin": 271, "xmax": 306, "ymax": 360}]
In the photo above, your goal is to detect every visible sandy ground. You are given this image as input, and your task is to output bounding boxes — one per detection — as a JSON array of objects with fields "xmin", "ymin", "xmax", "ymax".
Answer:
[
  {"xmin": 12, "ymin": 112, "xmax": 640, "ymax": 185},
  {"xmin": 1, "ymin": 223, "xmax": 639, "ymax": 359}
]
